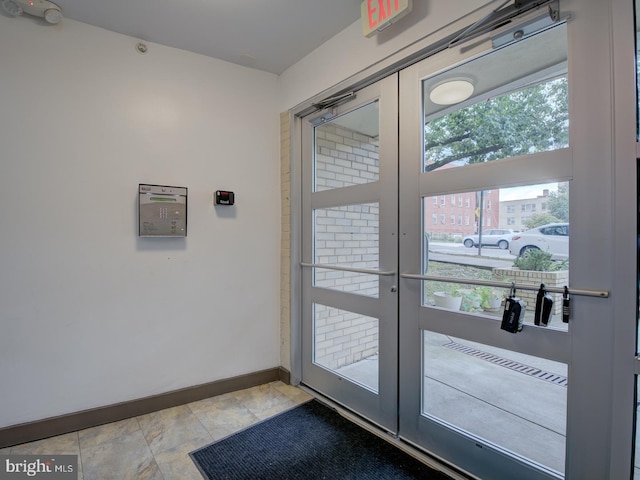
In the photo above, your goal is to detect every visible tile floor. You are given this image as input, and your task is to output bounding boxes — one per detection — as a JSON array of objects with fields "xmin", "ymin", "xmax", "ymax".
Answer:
[{"xmin": 0, "ymin": 381, "xmax": 313, "ymax": 480}]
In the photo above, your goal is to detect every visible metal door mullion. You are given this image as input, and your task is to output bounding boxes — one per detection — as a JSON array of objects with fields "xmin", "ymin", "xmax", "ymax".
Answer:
[
  {"xmin": 310, "ymin": 182, "xmax": 380, "ymax": 209},
  {"xmin": 418, "ymin": 149, "xmax": 573, "ymax": 197},
  {"xmin": 419, "ymin": 306, "xmax": 570, "ymax": 364},
  {"xmin": 310, "ymin": 286, "xmax": 380, "ymax": 320}
]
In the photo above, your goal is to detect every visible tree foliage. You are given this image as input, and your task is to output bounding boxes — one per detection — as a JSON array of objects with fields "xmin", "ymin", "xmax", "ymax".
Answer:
[
  {"xmin": 424, "ymin": 77, "xmax": 568, "ymax": 171},
  {"xmin": 547, "ymin": 182, "xmax": 569, "ymax": 222},
  {"xmin": 524, "ymin": 213, "xmax": 561, "ymax": 229},
  {"xmin": 520, "ymin": 182, "xmax": 568, "ymax": 229}
]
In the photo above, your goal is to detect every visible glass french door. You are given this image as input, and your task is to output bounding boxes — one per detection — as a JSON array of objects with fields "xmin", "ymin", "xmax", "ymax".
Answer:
[
  {"xmin": 298, "ymin": 1, "xmax": 629, "ymax": 478},
  {"xmin": 301, "ymin": 41, "xmax": 572, "ymax": 473},
  {"xmin": 301, "ymin": 21, "xmax": 575, "ymax": 479},
  {"xmin": 300, "ymin": 74, "xmax": 399, "ymax": 432},
  {"xmin": 398, "ymin": 23, "xmax": 572, "ymax": 480}
]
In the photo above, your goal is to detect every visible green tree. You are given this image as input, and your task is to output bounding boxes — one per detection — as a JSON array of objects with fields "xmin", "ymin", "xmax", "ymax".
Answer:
[
  {"xmin": 424, "ymin": 77, "xmax": 568, "ymax": 171},
  {"xmin": 547, "ymin": 182, "xmax": 569, "ymax": 222},
  {"xmin": 524, "ymin": 213, "xmax": 561, "ymax": 229}
]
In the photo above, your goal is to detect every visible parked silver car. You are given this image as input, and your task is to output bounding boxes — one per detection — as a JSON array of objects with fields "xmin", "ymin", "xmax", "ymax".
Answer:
[
  {"xmin": 509, "ymin": 223, "xmax": 569, "ymax": 260},
  {"xmin": 463, "ymin": 229, "xmax": 514, "ymax": 249}
]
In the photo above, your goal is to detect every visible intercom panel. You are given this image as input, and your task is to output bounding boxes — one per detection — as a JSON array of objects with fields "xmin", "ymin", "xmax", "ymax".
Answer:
[{"xmin": 138, "ymin": 184, "xmax": 187, "ymax": 237}]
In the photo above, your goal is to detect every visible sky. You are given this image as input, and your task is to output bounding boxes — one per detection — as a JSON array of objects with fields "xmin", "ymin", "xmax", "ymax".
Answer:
[{"xmin": 499, "ymin": 183, "xmax": 560, "ymax": 201}]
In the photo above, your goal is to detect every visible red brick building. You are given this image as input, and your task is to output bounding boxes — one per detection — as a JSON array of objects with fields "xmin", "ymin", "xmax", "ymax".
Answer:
[{"xmin": 423, "ymin": 190, "xmax": 500, "ymax": 238}]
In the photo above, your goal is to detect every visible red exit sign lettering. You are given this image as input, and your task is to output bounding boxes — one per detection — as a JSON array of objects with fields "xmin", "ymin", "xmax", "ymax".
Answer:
[{"xmin": 361, "ymin": 0, "xmax": 412, "ymax": 37}]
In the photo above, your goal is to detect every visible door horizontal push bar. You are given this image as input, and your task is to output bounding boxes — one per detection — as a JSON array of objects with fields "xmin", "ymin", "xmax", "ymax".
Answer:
[
  {"xmin": 400, "ymin": 273, "xmax": 609, "ymax": 298},
  {"xmin": 300, "ymin": 262, "xmax": 396, "ymax": 277}
]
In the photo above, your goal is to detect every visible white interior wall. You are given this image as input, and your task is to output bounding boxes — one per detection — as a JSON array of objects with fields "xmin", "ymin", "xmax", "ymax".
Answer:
[{"xmin": 0, "ymin": 16, "xmax": 280, "ymax": 428}]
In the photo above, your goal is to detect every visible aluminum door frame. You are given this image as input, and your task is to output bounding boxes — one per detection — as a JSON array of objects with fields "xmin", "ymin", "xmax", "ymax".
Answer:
[
  {"xmin": 300, "ymin": 74, "xmax": 399, "ymax": 433},
  {"xmin": 398, "ymin": 24, "xmax": 573, "ymax": 480}
]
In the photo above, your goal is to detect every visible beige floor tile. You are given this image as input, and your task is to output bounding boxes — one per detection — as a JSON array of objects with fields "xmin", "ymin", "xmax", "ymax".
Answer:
[
  {"xmin": 137, "ymin": 404, "xmax": 212, "ymax": 456},
  {"xmin": 272, "ymin": 381, "xmax": 313, "ymax": 404},
  {"xmin": 10, "ymin": 432, "xmax": 80, "ymax": 455},
  {"xmin": 9, "ymin": 433, "xmax": 84, "ymax": 480},
  {"xmin": 154, "ymin": 439, "xmax": 210, "ymax": 480},
  {"xmin": 3, "ymin": 382, "xmax": 309, "ymax": 480},
  {"xmin": 233, "ymin": 381, "xmax": 299, "ymax": 420},
  {"xmin": 78, "ymin": 418, "xmax": 141, "ymax": 450},
  {"xmin": 80, "ymin": 430, "xmax": 162, "ymax": 480},
  {"xmin": 188, "ymin": 393, "xmax": 260, "ymax": 441}
]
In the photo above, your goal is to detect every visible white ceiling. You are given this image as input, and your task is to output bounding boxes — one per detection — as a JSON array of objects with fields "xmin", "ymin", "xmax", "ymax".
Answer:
[{"xmin": 49, "ymin": 0, "xmax": 363, "ymax": 74}]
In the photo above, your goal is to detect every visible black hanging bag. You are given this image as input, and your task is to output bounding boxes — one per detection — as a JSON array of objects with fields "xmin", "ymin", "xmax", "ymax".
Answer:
[{"xmin": 501, "ymin": 284, "xmax": 525, "ymax": 334}]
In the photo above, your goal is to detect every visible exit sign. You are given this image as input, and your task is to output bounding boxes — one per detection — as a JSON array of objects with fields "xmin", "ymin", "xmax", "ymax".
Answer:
[{"xmin": 361, "ymin": 0, "xmax": 412, "ymax": 37}]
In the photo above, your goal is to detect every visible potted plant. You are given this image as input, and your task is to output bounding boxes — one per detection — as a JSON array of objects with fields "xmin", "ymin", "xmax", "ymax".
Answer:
[
  {"xmin": 433, "ymin": 284, "xmax": 463, "ymax": 310},
  {"xmin": 474, "ymin": 286, "xmax": 504, "ymax": 312},
  {"xmin": 459, "ymin": 288, "xmax": 483, "ymax": 312}
]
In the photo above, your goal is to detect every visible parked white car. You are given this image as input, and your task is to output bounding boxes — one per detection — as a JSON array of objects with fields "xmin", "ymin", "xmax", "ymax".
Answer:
[
  {"xmin": 509, "ymin": 223, "xmax": 569, "ymax": 260},
  {"xmin": 463, "ymin": 229, "xmax": 514, "ymax": 250}
]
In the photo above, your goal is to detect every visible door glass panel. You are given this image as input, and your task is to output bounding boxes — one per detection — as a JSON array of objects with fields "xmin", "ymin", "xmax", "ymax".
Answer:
[
  {"xmin": 314, "ymin": 101, "xmax": 379, "ymax": 192},
  {"xmin": 313, "ymin": 303, "xmax": 379, "ymax": 392},
  {"xmin": 423, "ymin": 182, "xmax": 569, "ymax": 329},
  {"xmin": 423, "ymin": 26, "xmax": 568, "ymax": 173},
  {"xmin": 423, "ymin": 330, "xmax": 567, "ymax": 475},
  {"xmin": 314, "ymin": 203, "xmax": 379, "ymax": 297}
]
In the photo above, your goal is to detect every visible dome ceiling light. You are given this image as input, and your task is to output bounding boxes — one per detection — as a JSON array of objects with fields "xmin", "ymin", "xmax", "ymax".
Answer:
[
  {"xmin": 1, "ymin": 0, "xmax": 63, "ymax": 24},
  {"xmin": 429, "ymin": 79, "xmax": 475, "ymax": 106}
]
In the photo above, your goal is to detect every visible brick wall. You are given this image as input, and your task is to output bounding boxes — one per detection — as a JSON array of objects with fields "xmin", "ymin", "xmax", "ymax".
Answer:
[
  {"xmin": 312, "ymin": 122, "xmax": 380, "ymax": 370},
  {"xmin": 314, "ymin": 305, "xmax": 379, "ymax": 370},
  {"xmin": 315, "ymin": 124, "xmax": 379, "ymax": 191},
  {"xmin": 492, "ymin": 267, "xmax": 569, "ymax": 316},
  {"xmin": 280, "ymin": 112, "xmax": 291, "ymax": 372}
]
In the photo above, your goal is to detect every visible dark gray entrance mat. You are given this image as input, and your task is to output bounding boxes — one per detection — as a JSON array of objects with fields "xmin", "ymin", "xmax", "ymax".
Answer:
[{"xmin": 190, "ymin": 399, "xmax": 453, "ymax": 479}]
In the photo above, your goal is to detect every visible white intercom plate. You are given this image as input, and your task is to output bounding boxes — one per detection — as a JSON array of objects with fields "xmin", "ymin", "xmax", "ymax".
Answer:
[{"xmin": 138, "ymin": 184, "xmax": 187, "ymax": 237}]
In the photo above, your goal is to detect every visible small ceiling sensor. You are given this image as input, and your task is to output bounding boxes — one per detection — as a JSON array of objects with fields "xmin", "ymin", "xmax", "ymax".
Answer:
[
  {"xmin": 136, "ymin": 42, "xmax": 148, "ymax": 54},
  {"xmin": 0, "ymin": 0, "xmax": 63, "ymax": 24}
]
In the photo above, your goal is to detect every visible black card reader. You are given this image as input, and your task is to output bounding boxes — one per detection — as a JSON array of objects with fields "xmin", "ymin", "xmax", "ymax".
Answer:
[{"xmin": 215, "ymin": 190, "xmax": 235, "ymax": 205}]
